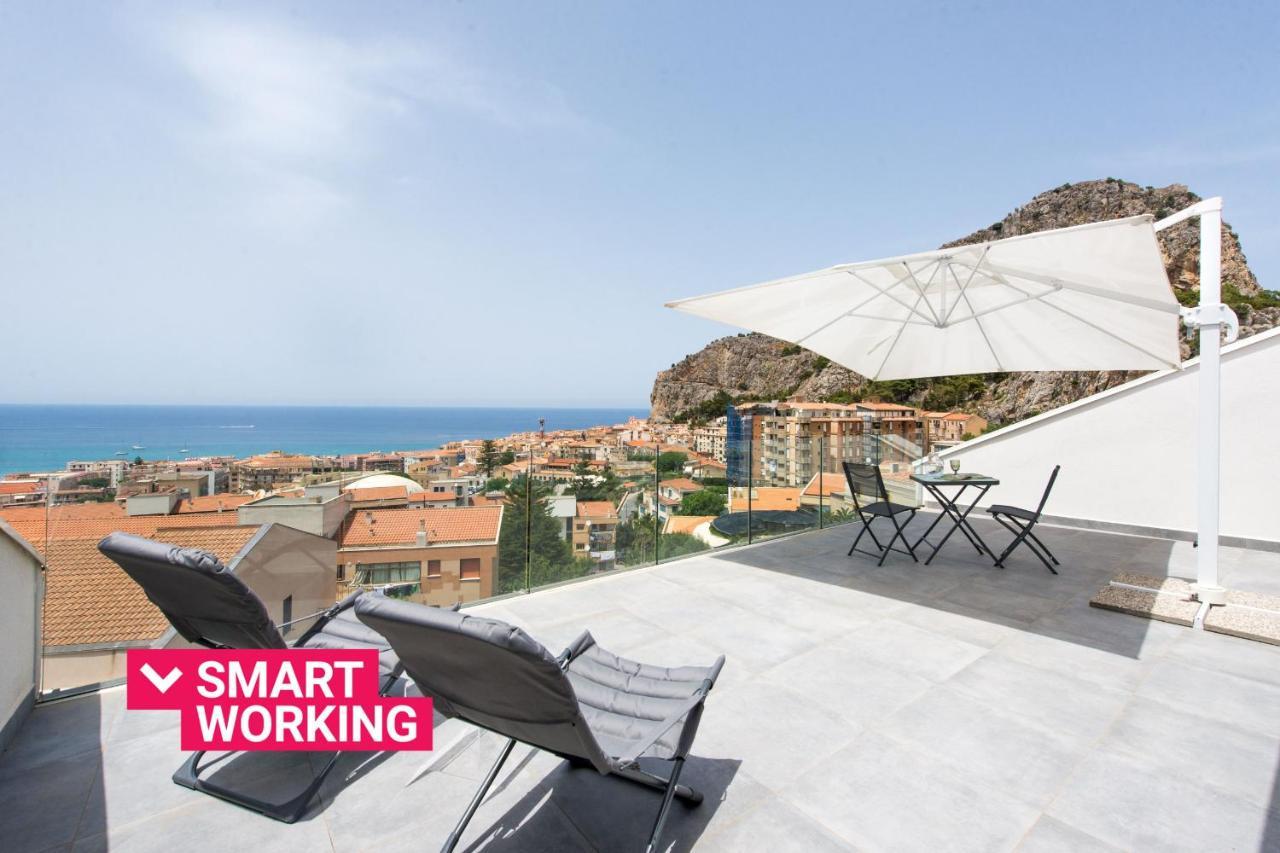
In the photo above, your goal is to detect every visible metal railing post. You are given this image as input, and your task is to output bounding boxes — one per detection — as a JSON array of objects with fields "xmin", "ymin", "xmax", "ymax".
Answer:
[
  {"xmin": 818, "ymin": 436, "xmax": 824, "ymax": 529},
  {"xmin": 524, "ymin": 442, "xmax": 532, "ymax": 595},
  {"xmin": 747, "ymin": 430, "xmax": 753, "ymax": 545},
  {"xmin": 653, "ymin": 441, "xmax": 660, "ymax": 564}
]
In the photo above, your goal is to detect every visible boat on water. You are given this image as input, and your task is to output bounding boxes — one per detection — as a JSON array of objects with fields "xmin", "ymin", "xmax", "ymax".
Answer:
[
  {"xmin": 114, "ymin": 450, "xmax": 127, "ymax": 456},
  {"xmin": 131, "ymin": 444, "xmax": 145, "ymax": 450}
]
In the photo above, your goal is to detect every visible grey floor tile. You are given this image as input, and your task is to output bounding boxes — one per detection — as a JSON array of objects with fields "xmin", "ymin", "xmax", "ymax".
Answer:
[
  {"xmin": 878, "ymin": 686, "xmax": 1090, "ymax": 808},
  {"xmin": 695, "ymin": 681, "xmax": 861, "ymax": 792},
  {"xmin": 936, "ymin": 580, "xmax": 1066, "ymax": 625},
  {"xmin": 787, "ymin": 732, "xmax": 1039, "ymax": 853},
  {"xmin": 1102, "ymin": 695, "xmax": 1280, "ymax": 809},
  {"xmin": 1137, "ymin": 658, "xmax": 1280, "ymax": 736},
  {"xmin": 894, "ymin": 602, "xmax": 1021, "ymax": 648},
  {"xmin": 698, "ymin": 795, "xmax": 855, "ymax": 852},
  {"xmin": 835, "ymin": 618, "xmax": 986, "ymax": 683},
  {"xmin": 759, "ymin": 643, "xmax": 932, "ymax": 726},
  {"xmin": 1165, "ymin": 627, "xmax": 1280, "ymax": 687},
  {"xmin": 945, "ymin": 654, "xmax": 1129, "ymax": 742},
  {"xmin": 73, "ymin": 797, "xmax": 334, "ymax": 853},
  {"xmin": 1046, "ymin": 749, "xmax": 1275, "ymax": 852},
  {"xmin": 989, "ymin": 629, "xmax": 1154, "ymax": 693},
  {"xmin": 0, "ymin": 749, "xmax": 100, "ymax": 852},
  {"xmin": 1014, "ymin": 816, "xmax": 1123, "ymax": 852},
  {"xmin": 686, "ymin": 608, "xmax": 821, "ymax": 673}
]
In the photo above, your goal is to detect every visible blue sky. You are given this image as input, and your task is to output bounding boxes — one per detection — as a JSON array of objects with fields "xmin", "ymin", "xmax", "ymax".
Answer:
[{"xmin": 2, "ymin": 1, "xmax": 1276, "ymax": 407}]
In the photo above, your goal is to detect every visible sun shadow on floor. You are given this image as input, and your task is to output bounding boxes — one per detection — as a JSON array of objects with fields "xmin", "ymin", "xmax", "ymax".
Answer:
[
  {"xmin": 459, "ymin": 755, "xmax": 742, "ymax": 852},
  {"xmin": 711, "ymin": 513, "xmax": 1183, "ymax": 660}
]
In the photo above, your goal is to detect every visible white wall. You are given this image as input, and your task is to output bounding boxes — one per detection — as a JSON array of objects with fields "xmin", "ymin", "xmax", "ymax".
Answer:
[
  {"xmin": 0, "ymin": 521, "xmax": 42, "ymax": 748},
  {"xmin": 938, "ymin": 327, "xmax": 1280, "ymax": 544}
]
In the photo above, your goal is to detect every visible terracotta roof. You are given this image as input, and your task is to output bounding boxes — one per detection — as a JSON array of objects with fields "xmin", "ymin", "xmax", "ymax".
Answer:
[
  {"xmin": 469, "ymin": 494, "xmax": 503, "ymax": 507},
  {"xmin": 729, "ymin": 487, "xmax": 802, "ymax": 512},
  {"xmin": 856, "ymin": 401, "xmax": 915, "ymax": 411},
  {"xmin": 235, "ymin": 454, "xmax": 316, "ymax": 469},
  {"xmin": 0, "ymin": 502, "xmax": 125, "ymax": 523},
  {"xmin": 802, "ymin": 472, "xmax": 851, "ymax": 498},
  {"xmin": 576, "ymin": 501, "xmax": 617, "ymax": 519},
  {"xmin": 5, "ymin": 511, "xmax": 244, "ymax": 555},
  {"xmin": 660, "ymin": 478, "xmax": 702, "ymax": 492},
  {"xmin": 663, "ymin": 515, "xmax": 715, "ymax": 535},
  {"xmin": 0, "ymin": 481, "xmax": 42, "ymax": 495},
  {"xmin": 176, "ymin": 494, "xmax": 255, "ymax": 513},
  {"xmin": 346, "ymin": 486, "xmax": 410, "ymax": 502},
  {"xmin": 42, "ymin": 524, "xmax": 260, "ymax": 647},
  {"xmin": 408, "ymin": 491, "xmax": 460, "ymax": 504},
  {"xmin": 338, "ymin": 506, "xmax": 502, "ymax": 548}
]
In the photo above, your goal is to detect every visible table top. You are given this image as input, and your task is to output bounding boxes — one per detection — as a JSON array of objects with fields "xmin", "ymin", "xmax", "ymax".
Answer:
[{"xmin": 912, "ymin": 472, "xmax": 1000, "ymax": 487}]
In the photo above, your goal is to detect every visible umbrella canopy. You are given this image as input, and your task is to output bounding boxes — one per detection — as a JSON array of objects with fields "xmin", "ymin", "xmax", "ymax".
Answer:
[{"xmin": 666, "ymin": 215, "xmax": 1182, "ymax": 380}]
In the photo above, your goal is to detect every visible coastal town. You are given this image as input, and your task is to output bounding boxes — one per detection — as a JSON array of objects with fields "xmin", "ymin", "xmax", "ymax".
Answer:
[{"xmin": 0, "ymin": 399, "xmax": 984, "ymax": 691}]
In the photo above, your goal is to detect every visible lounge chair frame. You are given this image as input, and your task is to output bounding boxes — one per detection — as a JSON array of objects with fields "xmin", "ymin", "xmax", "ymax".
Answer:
[
  {"xmin": 98, "ymin": 531, "xmax": 410, "ymax": 823},
  {"xmin": 354, "ymin": 597, "xmax": 724, "ymax": 853}
]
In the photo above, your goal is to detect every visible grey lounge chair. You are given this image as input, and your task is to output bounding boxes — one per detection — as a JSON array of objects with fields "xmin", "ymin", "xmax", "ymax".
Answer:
[
  {"xmin": 99, "ymin": 531, "xmax": 419, "ymax": 823},
  {"xmin": 354, "ymin": 595, "xmax": 726, "ymax": 853}
]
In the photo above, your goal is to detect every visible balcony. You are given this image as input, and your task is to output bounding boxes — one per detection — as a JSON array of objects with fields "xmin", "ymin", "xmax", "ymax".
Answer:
[{"xmin": 3, "ymin": 515, "xmax": 1279, "ymax": 852}]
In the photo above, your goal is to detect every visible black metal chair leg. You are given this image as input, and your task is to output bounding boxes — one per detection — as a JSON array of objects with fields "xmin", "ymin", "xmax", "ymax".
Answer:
[
  {"xmin": 848, "ymin": 519, "xmax": 871, "ymax": 556},
  {"xmin": 645, "ymin": 757, "xmax": 687, "ymax": 853},
  {"xmin": 443, "ymin": 738, "xmax": 517, "ymax": 853},
  {"xmin": 1027, "ymin": 530, "xmax": 1061, "ymax": 565}
]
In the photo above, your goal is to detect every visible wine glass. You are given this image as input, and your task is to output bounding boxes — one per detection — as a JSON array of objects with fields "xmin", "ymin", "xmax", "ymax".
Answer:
[{"xmin": 949, "ymin": 459, "xmax": 961, "ymax": 475}]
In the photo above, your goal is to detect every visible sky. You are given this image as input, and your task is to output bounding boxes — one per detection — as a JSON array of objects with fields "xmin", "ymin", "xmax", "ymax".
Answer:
[{"xmin": 2, "ymin": 1, "xmax": 1277, "ymax": 407}]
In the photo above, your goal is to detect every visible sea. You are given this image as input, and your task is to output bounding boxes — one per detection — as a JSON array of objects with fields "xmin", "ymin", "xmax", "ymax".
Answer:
[{"xmin": 0, "ymin": 405, "xmax": 649, "ymax": 476}]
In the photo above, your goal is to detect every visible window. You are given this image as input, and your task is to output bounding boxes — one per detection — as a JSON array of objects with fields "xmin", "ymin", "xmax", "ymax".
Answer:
[
  {"xmin": 459, "ymin": 558, "xmax": 481, "ymax": 581},
  {"xmin": 426, "ymin": 559, "xmax": 441, "ymax": 579},
  {"xmin": 356, "ymin": 561, "xmax": 421, "ymax": 585}
]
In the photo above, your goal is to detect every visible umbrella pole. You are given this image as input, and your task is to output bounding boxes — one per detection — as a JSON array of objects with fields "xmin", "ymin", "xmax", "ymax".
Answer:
[
  {"xmin": 1158, "ymin": 197, "xmax": 1238, "ymax": 611},
  {"xmin": 1195, "ymin": 203, "xmax": 1223, "ymax": 600}
]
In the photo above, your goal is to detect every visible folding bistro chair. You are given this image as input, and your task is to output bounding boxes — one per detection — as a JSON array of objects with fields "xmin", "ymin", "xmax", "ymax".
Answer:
[
  {"xmin": 842, "ymin": 461, "xmax": 918, "ymax": 566},
  {"xmin": 989, "ymin": 465, "xmax": 1062, "ymax": 574},
  {"xmin": 99, "ymin": 531, "xmax": 417, "ymax": 823},
  {"xmin": 354, "ymin": 595, "xmax": 725, "ymax": 853}
]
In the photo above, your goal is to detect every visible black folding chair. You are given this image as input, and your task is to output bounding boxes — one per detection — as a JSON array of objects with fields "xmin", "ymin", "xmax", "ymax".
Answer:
[
  {"xmin": 355, "ymin": 595, "xmax": 725, "ymax": 853},
  {"xmin": 842, "ymin": 461, "xmax": 918, "ymax": 566},
  {"xmin": 989, "ymin": 465, "xmax": 1062, "ymax": 574},
  {"xmin": 99, "ymin": 531, "xmax": 418, "ymax": 823}
]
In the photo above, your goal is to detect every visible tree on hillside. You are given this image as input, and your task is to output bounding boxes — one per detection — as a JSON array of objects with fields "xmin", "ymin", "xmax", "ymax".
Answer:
[
  {"xmin": 497, "ymin": 475, "xmax": 592, "ymax": 593},
  {"xmin": 679, "ymin": 489, "xmax": 726, "ymax": 516},
  {"xmin": 498, "ymin": 450, "xmax": 516, "ymax": 466},
  {"xmin": 484, "ymin": 477, "xmax": 509, "ymax": 492},
  {"xmin": 656, "ymin": 451, "xmax": 687, "ymax": 474},
  {"xmin": 615, "ymin": 517, "xmax": 709, "ymax": 565},
  {"xmin": 478, "ymin": 439, "xmax": 500, "ymax": 477},
  {"xmin": 569, "ymin": 463, "xmax": 622, "ymax": 502}
]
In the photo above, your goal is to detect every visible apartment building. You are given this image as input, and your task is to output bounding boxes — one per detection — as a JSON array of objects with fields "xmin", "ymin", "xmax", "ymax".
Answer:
[
  {"xmin": 230, "ymin": 452, "xmax": 337, "ymax": 491},
  {"xmin": 337, "ymin": 506, "xmax": 502, "ymax": 606},
  {"xmin": 571, "ymin": 500, "xmax": 618, "ymax": 567},
  {"xmin": 924, "ymin": 411, "xmax": 989, "ymax": 445},
  {"xmin": 65, "ymin": 459, "xmax": 128, "ymax": 488},
  {"xmin": 691, "ymin": 417, "xmax": 728, "ymax": 462}
]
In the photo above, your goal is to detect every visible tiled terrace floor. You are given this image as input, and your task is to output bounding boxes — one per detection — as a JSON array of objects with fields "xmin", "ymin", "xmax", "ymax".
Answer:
[{"xmin": 5, "ymin": 517, "xmax": 1280, "ymax": 852}]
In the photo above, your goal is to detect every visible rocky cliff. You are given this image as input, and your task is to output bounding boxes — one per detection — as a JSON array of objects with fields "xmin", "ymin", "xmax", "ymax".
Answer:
[{"xmin": 651, "ymin": 179, "xmax": 1278, "ymax": 424}]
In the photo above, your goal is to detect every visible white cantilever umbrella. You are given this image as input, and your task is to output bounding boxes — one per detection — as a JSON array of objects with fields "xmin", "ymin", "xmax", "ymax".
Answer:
[
  {"xmin": 666, "ymin": 215, "xmax": 1182, "ymax": 380},
  {"xmin": 667, "ymin": 205, "xmax": 1236, "ymax": 603}
]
